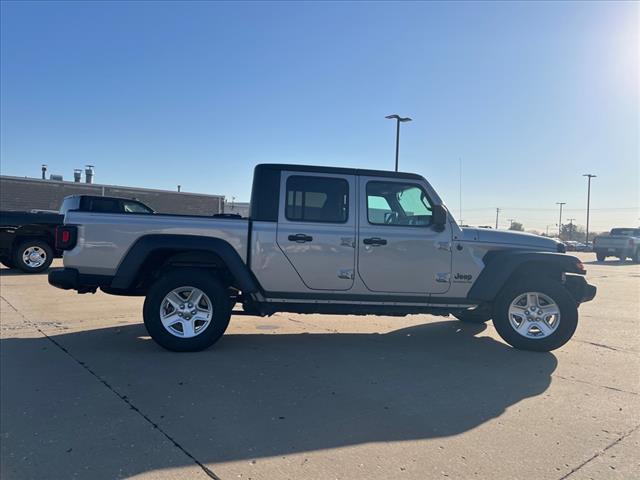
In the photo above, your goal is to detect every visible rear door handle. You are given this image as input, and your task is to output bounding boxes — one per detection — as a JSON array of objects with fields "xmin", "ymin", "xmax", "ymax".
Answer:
[
  {"xmin": 363, "ymin": 237, "xmax": 387, "ymax": 246},
  {"xmin": 288, "ymin": 233, "xmax": 313, "ymax": 243}
]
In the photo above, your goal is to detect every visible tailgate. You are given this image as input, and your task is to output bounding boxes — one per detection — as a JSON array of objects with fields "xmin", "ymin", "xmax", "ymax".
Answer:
[{"xmin": 596, "ymin": 236, "xmax": 630, "ymax": 248}]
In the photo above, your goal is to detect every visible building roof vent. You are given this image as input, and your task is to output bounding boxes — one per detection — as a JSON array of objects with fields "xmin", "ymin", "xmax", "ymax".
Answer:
[
  {"xmin": 73, "ymin": 169, "xmax": 82, "ymax": 182},
  {"xmin": 49, "ymin": 174, "xmax": 63, "ymax": 181},
  {"xmin": 85, "ymin": 165, "xmax": 94, "ymax": 184}
]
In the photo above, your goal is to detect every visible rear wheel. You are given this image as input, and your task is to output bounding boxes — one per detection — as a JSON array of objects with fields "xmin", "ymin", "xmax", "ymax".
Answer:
[
  {"xmin": 596, "ymin": 252, "xmax": 606, "ymax": 262},
  {"xmin": 492, "ymin": 278, "xmax": 578, "ymax": 352},
  {"xmin": 13, "ymin": 240, "xmax": 53, "ymax": 273},
  {"xmin": 618, "ymin": 255, "xmax": 627, "ymax": 262},
  {"xmin": 143, "ymin": 269, "xmax": 231, "ymax": 352}
]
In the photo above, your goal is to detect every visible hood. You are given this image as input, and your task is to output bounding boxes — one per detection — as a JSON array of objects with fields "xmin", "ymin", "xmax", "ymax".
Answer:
[{"xmin": 461, "ymin": 227, "xmax": 562, "ymax": 252}]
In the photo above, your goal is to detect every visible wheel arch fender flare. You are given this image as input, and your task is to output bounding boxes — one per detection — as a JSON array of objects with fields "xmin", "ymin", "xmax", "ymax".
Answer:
[
  {"xmin": 467, "ymin": 251, "xmax": 585, "ymax": 302},
  {"xmin": 110, "ymin": 234, "xmax": 260, "ymax": 293}
]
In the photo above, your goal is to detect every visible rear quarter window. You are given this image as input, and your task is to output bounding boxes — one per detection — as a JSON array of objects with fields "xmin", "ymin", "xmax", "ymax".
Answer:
[{"xmin": 285, "ymin": 175, "xmax": 349, "ymax": 223}]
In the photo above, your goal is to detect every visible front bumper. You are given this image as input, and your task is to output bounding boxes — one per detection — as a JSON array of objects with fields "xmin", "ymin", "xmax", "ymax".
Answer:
[
  {"xmin": 48, "ymin": 268, "xmax": 112, "ymax": 294},
  {"xmin": 565, "ymin": 275, "xmax": 597, "ymax": 304}
]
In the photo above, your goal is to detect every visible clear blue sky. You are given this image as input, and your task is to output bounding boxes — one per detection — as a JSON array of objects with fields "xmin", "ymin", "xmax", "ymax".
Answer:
[{"xmin": 1, "ymin": 1, "xmax": 638, "ymax": 231}]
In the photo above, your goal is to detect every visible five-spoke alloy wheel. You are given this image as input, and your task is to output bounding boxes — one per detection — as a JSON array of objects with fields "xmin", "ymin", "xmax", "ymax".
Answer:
[
  {"xmin": 492, "ymin": 278, "xmax": 578, "ymax": 352},
  {"xmin": 159, "ymin": 286, "xmax": 214, "ymax": 339},
  {"xmin": 507, "ymin": 292, "xmax": 560, "ymax": 339},
  {"xmin": 144, "ymin": 269, "xmax": 232, "ymax": 351}
]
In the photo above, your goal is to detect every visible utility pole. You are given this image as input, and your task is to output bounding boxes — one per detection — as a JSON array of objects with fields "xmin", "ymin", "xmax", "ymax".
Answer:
[
  {"xmin": 385, "ymin": 114, "xmax": 412, "ymax": 171},
  {"xmin": 546, "ymin": 225, "xmax": 550, "ymax": 237},
  {"xmin": 583, "ymin": 174, "xmax": 596, "ymax": 245},
  {"xmin": 556, "ymin": 202, "xmax": 566, "ymax": 238},
  {"xmin": 495, "ymin": 208, "xmax": 501, "ymax": 229},
  {"xmin": 567, "ymin": 218, "xmax": 576, "ymax": 240}
]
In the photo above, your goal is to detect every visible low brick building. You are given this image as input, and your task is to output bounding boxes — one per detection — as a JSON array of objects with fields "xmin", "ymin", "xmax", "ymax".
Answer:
[{"xmin": 0, "ymin": 175, "xmax": 224, "ymax": 216}]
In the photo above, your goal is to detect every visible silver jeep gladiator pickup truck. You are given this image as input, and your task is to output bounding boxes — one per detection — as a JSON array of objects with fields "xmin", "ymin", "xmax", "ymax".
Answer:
[{"xmin": 49, "ymin": 164, "xmax": 596, "ymax": 352}]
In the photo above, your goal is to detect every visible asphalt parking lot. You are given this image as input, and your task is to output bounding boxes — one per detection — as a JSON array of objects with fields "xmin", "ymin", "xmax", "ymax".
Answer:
[{"xmin": 1, "ymin": 253, "xmax": 638, "ymax": 480}]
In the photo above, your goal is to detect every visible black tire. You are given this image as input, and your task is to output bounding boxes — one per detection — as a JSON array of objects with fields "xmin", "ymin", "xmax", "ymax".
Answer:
[
  {"xmin": 618, "ymin": 255, "xmax": 626, "ymax": 262},
  {"xmin": 492, "ymin": 278, "xmax": 578, "ymax": 352},
  {"xmin": 1, "ymin": 258, "xmax": 15, "ymax": 269},
  {"xmin": 596, "ymin": 252, "xmax": 606, "ymax": 262},
  {"xmin": 12, "ymin": 240, "xmax": 54, "ymax": 273},
  {"xmin": 143, "ymin": 269, "xmax": 232, "ymax": 352},
  {"xmin": 453, "ymin": 309, "xmax": 491, "ymax": 324}
]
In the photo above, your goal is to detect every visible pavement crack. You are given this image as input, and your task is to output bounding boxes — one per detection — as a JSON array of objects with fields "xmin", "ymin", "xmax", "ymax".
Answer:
[
  {"xmin": 574, "ymin": 340, "xmax": 633, "ymax": 353},
  {"xmin": 554, "ymin": 374, "xmax": 639, "ymax": 396},
  {"xmin": 557, "ymin": 423, "xmax": 640, "ymax": 479},
  {"xmin": 0, "ymin": 294, "xmax": 222, "ymax": 480}
]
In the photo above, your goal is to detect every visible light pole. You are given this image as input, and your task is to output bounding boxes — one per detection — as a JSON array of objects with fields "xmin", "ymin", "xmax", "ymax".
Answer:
[
  {"xmin": 556, "ymin": 202, "xmax": 566, "ymax": 238},
  {"xmin": 583, "ymin": 174, "xmax": 596, "ymax": 245},
  {"xmin": 385, "ymin": 114, "xmax": 412, "ymax": 171},
  {"xmin": 495, "ymin": 208, "xmax": 501, "ymax": 229},
  {"xmin": 567, "ymin": 218, "xmax": 576, "ymax": 240}
]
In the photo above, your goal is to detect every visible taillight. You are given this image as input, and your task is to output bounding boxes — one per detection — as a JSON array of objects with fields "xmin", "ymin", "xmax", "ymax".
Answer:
[{"xmin": 55, "ymin": 226, "xmax": 77, "ymax": 250}]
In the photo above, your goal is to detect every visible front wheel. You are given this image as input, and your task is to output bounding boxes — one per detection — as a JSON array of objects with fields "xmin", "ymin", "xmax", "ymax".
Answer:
[
  {"xmin": 492, "ymin": 279, "xmax": 578, "ymax": 352},
  {"xmin": 595, "ymin": 252, "xmax": 606, "ymax": 262},
  {"xmin": 143, "ymin": 269, "xmax": 232, "ymax": 352}
]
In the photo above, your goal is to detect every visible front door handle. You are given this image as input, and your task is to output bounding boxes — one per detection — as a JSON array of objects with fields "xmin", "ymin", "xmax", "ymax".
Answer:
[
  {"xmin": 363, "ymin": 237, "xmax": 387, "ymax": 246},
  {"xmin": 288, "ymin": 233, "xmax": 313, "ymax": 243}
]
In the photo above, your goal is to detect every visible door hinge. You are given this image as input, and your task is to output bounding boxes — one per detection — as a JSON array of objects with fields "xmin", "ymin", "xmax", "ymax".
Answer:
[
  {"xmin": 437, "ymin": 241, "xmax": 452, "ymax": 252},
  {"xmin": 341, "ymin": 237, "xmax": 356, "ymax": 248},
  {"xmin": 338, "ymin": 269, "xmax": 355, "ymax": 280},
  {"xmin": 435, "ymin": 272, "xmax": 451, "ymax": 283}
]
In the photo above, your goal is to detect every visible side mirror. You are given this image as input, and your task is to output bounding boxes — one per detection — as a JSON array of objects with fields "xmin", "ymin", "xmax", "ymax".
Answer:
[{"xmin": 432, "ymin": 204, "xmax": 447, "ymax": 232}]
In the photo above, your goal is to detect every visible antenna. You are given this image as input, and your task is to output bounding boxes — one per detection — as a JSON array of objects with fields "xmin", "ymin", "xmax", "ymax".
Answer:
[{"xmin": 459, "ymin": 158, "xmax": 462, "ymax": 223}]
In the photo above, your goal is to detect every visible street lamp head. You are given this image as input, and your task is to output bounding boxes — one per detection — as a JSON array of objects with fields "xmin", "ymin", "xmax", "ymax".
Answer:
[
  {"xmin": 385, "ymin": 114, "xmax": 412, "ymax": 122},
  {"xmin": 583, "ymin": 173, "xmax": 597, "ymax": 178}
]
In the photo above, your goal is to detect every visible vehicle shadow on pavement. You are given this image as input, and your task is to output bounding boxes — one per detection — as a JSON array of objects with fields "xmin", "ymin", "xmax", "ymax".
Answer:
[
  {"xmin": 1, "ymin": 320, "xmax": 557, "ymax": 478},
  {"xmin": 0, "ymin": 268, "xmax": 50, "ymax": 276}
]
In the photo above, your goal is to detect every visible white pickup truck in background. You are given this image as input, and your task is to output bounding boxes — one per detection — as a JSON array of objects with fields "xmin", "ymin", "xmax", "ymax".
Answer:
[{"xmin": 593, "ymin": 228, "xmax": 640, "ymax": 263}]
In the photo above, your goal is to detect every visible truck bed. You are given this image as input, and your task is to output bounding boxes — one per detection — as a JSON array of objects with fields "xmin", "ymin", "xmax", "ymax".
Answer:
[{"xmin": 63, "ymin": 211, "xmax": 249, "ymax": 276}]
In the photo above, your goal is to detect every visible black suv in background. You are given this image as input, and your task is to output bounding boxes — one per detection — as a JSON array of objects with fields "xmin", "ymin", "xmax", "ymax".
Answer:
[{"xmin": 1, "ymin": 196, "xmax": 154, "ymax": 273}]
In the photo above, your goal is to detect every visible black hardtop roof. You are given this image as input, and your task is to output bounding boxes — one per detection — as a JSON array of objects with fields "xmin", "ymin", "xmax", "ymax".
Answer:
[{"xmin": 255, "ymin": 163, "xmax": 425, "ymax": 181}]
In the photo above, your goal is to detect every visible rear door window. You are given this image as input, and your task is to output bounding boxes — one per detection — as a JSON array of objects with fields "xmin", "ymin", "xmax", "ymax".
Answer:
[
  {"xmin": 122, "ymin": 200, "xmax": 153, "ymax": 214},
  {"xmin": 89, "ymin": 198, "xmax": 121, "ymax": 213},
  {"xmin": 285, "ymin": 176, "xmax": 349, "ymax": 223}
]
